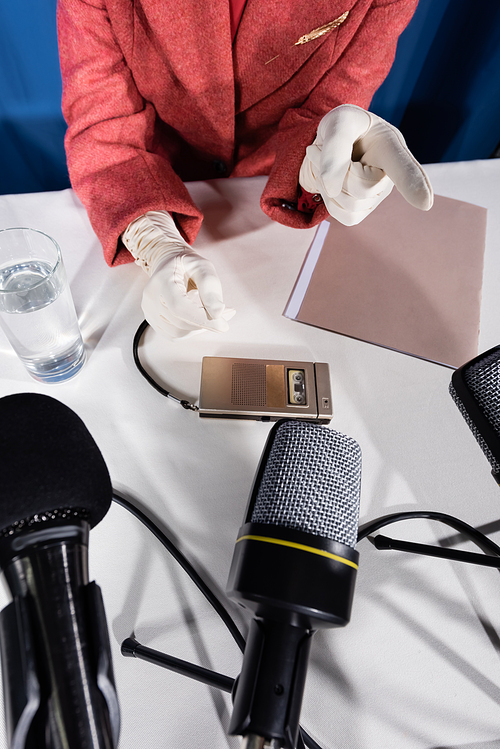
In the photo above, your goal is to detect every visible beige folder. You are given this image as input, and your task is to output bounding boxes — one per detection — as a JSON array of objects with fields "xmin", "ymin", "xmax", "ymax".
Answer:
[{"xmin": 285, "ymin": 190, "xmax": 487, "ymax": 368}]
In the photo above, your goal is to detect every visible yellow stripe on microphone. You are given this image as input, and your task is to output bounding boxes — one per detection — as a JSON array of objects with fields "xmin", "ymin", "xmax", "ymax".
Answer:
[{"xmin": 236, "ymin": 535, "xmax": 358, "ymax": 570}]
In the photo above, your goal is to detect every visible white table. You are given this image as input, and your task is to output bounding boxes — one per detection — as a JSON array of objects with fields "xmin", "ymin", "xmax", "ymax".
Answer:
[{"xmin": 1, "ymin": 160, "xmax": 500, "ymax": 749}]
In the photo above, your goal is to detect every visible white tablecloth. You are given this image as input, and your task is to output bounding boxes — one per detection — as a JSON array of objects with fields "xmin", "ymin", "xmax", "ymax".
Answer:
[{"xmin": 1, "ymin": 159, "xmax": 500, "ymax": 749}]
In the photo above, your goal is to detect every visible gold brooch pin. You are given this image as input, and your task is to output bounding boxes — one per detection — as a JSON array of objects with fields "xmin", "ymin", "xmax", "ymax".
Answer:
[
  {"xmin": 295, "ymin": 11, "xmax": 350, "ymax": 46},
  {"xmin": 265, "ymin": 11, "xmax": 349, "ymax": 64}
]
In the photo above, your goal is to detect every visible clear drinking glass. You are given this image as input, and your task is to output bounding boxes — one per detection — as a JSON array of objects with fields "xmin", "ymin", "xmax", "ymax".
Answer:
[{"xmin": 0, "ymin": 228, "xmax": 86, "ymax": 383}]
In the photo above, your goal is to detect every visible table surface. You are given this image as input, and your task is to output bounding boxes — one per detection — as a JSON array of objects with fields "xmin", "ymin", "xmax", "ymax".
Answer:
[{"xmin": 1, "ymin": 160, "xmax": 500, "ymax": 749}]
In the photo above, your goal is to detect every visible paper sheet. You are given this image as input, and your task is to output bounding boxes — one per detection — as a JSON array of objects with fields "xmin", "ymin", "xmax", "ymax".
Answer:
[{"xmin": 285, "ymin": 191, "xmax": 487, "ymax": 368}]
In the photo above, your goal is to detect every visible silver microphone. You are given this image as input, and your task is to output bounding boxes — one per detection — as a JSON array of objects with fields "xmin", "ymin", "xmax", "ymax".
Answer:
[{"xmin": 227, "ymin": 419, "xmax": 361, "ymax": 749}]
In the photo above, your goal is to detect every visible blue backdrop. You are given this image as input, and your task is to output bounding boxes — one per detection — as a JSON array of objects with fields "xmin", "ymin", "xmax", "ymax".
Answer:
[{"xmin": 1, "ymin": 0, "xmax": 499, "ymax": 195}]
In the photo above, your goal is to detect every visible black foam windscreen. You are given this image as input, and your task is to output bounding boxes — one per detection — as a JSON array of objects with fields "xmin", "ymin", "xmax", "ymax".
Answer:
[
  {"xmin": 250, "ymin": 420, "xmax": 362, "ymax": 548},
  {"xmin": 0, "ymin": 393, "xmax": 112, "ymax": 531},
  {"xmin": 450, "ymin": 346, "xmax": 500, "ymax": 478}
]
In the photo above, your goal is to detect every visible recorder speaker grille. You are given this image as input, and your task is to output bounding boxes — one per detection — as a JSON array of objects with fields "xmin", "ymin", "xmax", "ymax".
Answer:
[
  {"xmin": 251, "ymin": 421, "xmax": 361, "ymax": 548},
  {"xmin": 231, "ymin": 363, "xmax": 267, "ymax": 407}
]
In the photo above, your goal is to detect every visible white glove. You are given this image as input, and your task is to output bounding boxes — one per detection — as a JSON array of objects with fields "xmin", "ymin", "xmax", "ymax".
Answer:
[
  {"xmin": 122, "ymin": 211, "xmax": 235, "ymax": 339},
  {"xmin": 299, "ymin": 104, "xmax": 433, "ymax": 226}
]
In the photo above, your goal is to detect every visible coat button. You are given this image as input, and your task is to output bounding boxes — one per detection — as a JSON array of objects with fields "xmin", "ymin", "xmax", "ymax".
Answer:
[{"xmin": 213, "ymin": 159, "xmax": 228, "ymax": 176}]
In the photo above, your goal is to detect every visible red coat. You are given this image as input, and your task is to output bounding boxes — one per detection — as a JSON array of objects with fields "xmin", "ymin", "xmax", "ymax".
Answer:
[{"xmin": 57, "ymin": 0, "xmax": 418, "ymax": 266}]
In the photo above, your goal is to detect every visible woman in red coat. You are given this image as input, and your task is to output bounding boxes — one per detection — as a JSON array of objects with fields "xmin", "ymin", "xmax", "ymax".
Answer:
[{"xmin": 58, "ymin": 0, "xmax": 432, "ymax": 337}]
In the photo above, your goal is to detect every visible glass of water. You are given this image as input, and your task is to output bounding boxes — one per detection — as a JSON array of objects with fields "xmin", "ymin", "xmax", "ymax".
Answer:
[{"xmin": 0, "ymin": 228, "xmax": 85, "ymax": 383}]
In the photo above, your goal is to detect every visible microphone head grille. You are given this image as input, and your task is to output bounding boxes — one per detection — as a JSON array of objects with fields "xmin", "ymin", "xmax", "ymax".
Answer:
[
  {"xmin": 251, "ymin": 421, "xmax": 361, "ymax": 548},
  {"xmin": 450, "ymin": 349, "xmax": 500, "ymax": 474},
  {"xmin": 465, "ymin": 351, "xmax": 500, "ymax": 432},
  {"xmin": 0, "ymin": 393, "xmax": 112, "ymax": 531}
]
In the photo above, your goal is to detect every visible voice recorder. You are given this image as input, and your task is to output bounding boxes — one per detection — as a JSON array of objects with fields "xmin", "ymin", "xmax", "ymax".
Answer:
[{"xmin": 198, "ymin": 357, "xmax": 332, "ymax": 422}]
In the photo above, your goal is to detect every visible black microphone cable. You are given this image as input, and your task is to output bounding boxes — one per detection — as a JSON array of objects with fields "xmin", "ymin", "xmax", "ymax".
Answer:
[
  {"xmin": 358, "ymin": 510, "xmax": 500, "ymax": 567},
  {"xmin": 112, "ymin": 491, "xmax": 245, "ymax": 652},
  {"xmin": 132, "ymin": 320, "xmax": 199, "ymax": 411}
]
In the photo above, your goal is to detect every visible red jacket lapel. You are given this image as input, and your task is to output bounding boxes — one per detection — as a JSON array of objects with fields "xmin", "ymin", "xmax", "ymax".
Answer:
[
  {"xmin": 233, "ymin": 0, "xmax": 355, "ymax": 113},
  {"xmin": 130, "ymin": 0, "xmax": 236, "ymax": 154}
]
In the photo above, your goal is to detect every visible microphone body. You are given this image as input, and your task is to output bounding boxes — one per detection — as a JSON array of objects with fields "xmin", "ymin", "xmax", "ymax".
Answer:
[
  {"xmin": 226, "ymin": 420, "xmax": 361, "ymax": 749},
  {"xmin": 0, "ymin": 394, "xmax": 119, "ymax": 749}
]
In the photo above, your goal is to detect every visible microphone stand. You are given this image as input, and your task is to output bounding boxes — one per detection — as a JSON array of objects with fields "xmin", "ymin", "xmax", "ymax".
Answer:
[
  {"xmin": 372, "ymin": 535, "xmax": 500, "ymax": 567},
  {"xmin": 120, "ymin": 638, "xmax": 309, "ymax": 749},
  {"xmin": 121, "ymin": 637, "xmax": 234, "ymax": 693}
]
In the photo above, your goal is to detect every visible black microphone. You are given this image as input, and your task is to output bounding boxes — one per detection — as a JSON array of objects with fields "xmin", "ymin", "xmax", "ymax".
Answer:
[
  {"xmin": 226, "ymin": 419, "xmax": 361, "ymax": 749},
  {"xmin": 450, "ymin": 345, "xmax": 500, "ymax": 483},
  {"xmin": 0, "ymin": 393, "xmax": 119, "ymax": 749}
]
